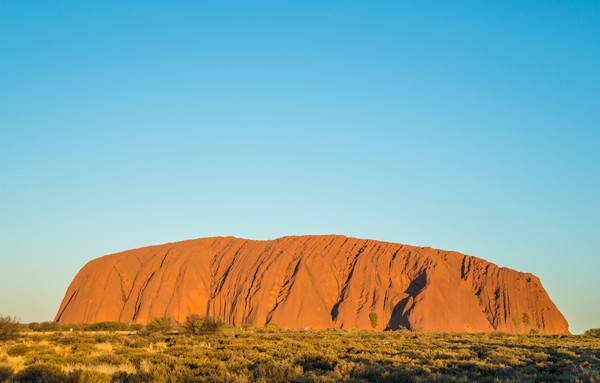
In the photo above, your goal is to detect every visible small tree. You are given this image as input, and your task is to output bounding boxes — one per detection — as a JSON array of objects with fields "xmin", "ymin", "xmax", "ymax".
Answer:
[
  {"xmin": 0, "ymin": 315, "xmax": 20, "ymax": 340},
  {"xmin": 184, "ymin": 314, "xmax": 224, "ymax": 335},
  {"xmin": 145, "ymin": 316, "xmax": 173, "ymax": 334},
  {"xmin": 369, "ymin": 312, "xmax": 378, "ymax": 329},
  {"xmin": 185, "ymin": 314, "xmax": 204, "ymax": 335},
  {"xmin": 201, "ymin": 316, "xmax": 225, "ymax": 334},
  {"xmin": 522, "ymin": 313, "xmax": 531, "ymax": 327}
]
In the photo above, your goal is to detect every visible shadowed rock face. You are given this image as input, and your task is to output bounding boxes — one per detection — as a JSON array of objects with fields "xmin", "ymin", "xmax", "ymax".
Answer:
[{"xmin": 55, "ymin": 235, "xmax": 569, "ymax": 334}]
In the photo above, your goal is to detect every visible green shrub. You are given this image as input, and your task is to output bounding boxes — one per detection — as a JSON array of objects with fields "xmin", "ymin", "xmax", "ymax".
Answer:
[
  {"xmin": 71, "ymin": 342, "xmax": 97, "ymax": 353},
  {"xmin": 369, "ymin": 312, "xmax": 378, "ymax": 329},
  {"xmin": 59, "ymin": 323, "xmax": 83, "ymax": 332},
  {"xmin": 70, "ymin": 369, "xmax": 111, "ymax": 383},
  {"xmin": 111, "ymin": 371, "xmax": 139, "ymax": 383},
  {"xmin": 185, "ymin": 314, "xmax": 225, "ymax": 335},
  {"xmin": 13, "ymin": 363, "xmax": 71, "ymax": 383},
  {"xmin": 28, "ymin": 321, "xmax": 60, "ymax": 332},
  {"xmin": 0, "ymin": 315, "xmax": 20, "ymax": 341},
  {"xmin": 7, "ymin": 343, "xmax": 31, "ymax": 357},
  {"xmin": 53, "ymin": 333, "xmax": 96, "ymax": 345},
  {"xmin": 0, "ymin": 365, "xmax": 13, "ymax": 382},
  {"xmin": 123, "ymin": 336, "xmax": 150, "ymax": 349},
  {"xmin": 148, "ymin": 363, "xmax": 189, "ymax": 382},
  {"xmin": 92, "ymin": 333, "xmax": 120, "ymax": 344},
  {"xmin": 352, "ymin": 362, "xmax": 421, "ymax": 382},
  {"xmin": 571, "ymin": 363, "xmax": 600, "ymax": 383},
  {"xmin": 584, "ymin": 328, "xmax": 600, "ymax": 338},
  {"xmin": 240, "ymin": 323, "xmax": 255, "ymax": 331},
  {"xmin": 23, "ymin": 349, "xmax": 67, "ymax": 366},
  {"xmin": 295, "ymin": 352, "xmax": 337, "ymax": 371},
  {"xmin": 118, "ymin": 349, "xmax": 152, "ymax": 369},
  {"xmin": 184, "ymin": 314, "xmax": 204, "ymax": 335},
  {"xmin": 27, "ymin": 322, "xmax": 39, "ymax": 331},
  {"xmin": 263, "ymin": 323, "xmax": 281, "ymax": 333},
  {"xmin": 83, "ymin": 322, "xmax": 141, "ymax": 332},
  {"xmin": 145, "ymin": 317, "xmax": 174, "ymax": 334},
  {"xmin": 252, "ymin": 360, "xmax": 302, "ymax": 381}
]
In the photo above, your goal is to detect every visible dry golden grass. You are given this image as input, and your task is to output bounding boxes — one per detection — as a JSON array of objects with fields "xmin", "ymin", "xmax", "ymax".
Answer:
[{"xmin": 0, "ymin": 326, "xmax": 598, "ymax": 382}]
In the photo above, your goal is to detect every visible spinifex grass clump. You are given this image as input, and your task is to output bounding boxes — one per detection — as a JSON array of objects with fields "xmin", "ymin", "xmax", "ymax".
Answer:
[{"xmin": 0, "ymin": 321, "xmax": 598, "ymax": 382}]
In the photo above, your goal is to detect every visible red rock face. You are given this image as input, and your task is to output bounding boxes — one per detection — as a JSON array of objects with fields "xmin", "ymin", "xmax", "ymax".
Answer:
[{"xmin": 55, "ymin": 235, "xmax": 569, "ymax": 334}]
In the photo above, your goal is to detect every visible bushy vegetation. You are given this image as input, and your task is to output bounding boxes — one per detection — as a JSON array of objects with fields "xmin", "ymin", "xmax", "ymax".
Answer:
[
  {"xmin": 0, "ymin": 317, "xmax": 598, "ymax": 382},
  {"xmin": 144, "ymin": 316, "xmax": 174, "ymax": 334},
  {"xmin": 584, "ymin": 328, "xmax": 600, "ymax": 338},
  {"xmin": 0, "ymin": 316, "xmax": 20, "ymax": 341},
  {"xmin": 369, "ymin": 312, "xmax": 378, "ymax": 329},
  {"xmin": 12, "ymin": 363, "xmax": 70, "ymax": 383},
  {"xmin": 6, "ymin": 344, "xmax": 29, "ymax": 357},
  {"xmin": 27, "ymin": 321, "xmax": 60, "ymax": 332},
  {"xmin": 77, "ymin": 321, "xmax": 143, "ymax": 332},
  {"xmin": 184, "ymin": 314, "xmax": 225, "ymax": 335},
  {"xmin": 0, "ymin": 365, "xmax": 14, "ymax": 382}
]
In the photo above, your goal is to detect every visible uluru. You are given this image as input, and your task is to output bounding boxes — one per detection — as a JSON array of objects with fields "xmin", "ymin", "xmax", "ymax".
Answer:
[{"xmin": 55, "ymin": 235, "xmax": 569, "ymax": 334}]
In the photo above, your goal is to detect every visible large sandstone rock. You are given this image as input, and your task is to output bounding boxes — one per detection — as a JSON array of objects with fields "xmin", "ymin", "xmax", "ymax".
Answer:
[{"xmin": 55, "ymin": 235, "xmax": 569, "ymax": 333}]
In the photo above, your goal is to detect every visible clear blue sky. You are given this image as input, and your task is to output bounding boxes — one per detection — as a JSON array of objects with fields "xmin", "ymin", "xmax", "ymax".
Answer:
[{"xmin": 1, "ymin": 1, "xmax": 598, "ymax": 333}]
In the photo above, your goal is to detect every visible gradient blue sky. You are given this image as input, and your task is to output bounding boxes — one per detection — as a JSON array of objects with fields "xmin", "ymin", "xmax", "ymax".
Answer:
[{"xmin": 1, "ymin": 1, "xmax": 598, "ymax": 333}]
